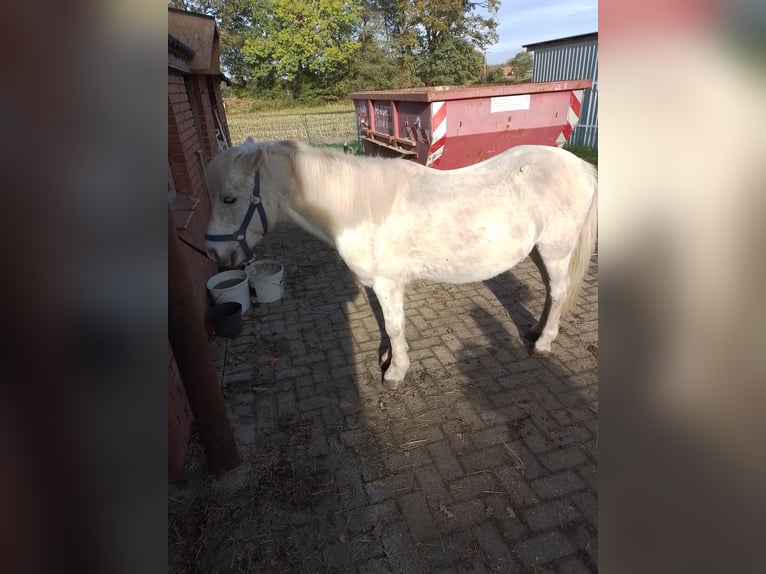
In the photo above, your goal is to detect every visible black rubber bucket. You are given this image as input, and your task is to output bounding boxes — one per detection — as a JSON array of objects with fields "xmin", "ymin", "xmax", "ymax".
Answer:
[{"xmin": 206, "ymin": 301, "xmax": 243, "ymax": 338}]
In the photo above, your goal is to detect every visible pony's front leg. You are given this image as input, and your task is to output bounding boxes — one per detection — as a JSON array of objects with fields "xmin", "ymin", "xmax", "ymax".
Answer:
[{"xmin": 372, "ymin": 278, "xmax": 409, "ymax": 385}]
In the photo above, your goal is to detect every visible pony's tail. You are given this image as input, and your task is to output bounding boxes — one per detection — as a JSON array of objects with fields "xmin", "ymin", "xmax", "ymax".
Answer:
[{"xmin": 562, "ymin": 165, "xmax": 598, "ymax": 314}]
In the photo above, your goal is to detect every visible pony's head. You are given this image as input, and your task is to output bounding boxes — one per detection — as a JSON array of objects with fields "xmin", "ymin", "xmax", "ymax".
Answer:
[{"xmin": 204, "ymin": 138, "xmax": 282, "ymax": 267}]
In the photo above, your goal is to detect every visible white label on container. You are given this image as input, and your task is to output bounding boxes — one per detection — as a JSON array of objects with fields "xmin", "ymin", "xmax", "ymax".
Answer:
[{"xmin": 490, "ymin": 94, "xmax": 531, "ymax": 112}]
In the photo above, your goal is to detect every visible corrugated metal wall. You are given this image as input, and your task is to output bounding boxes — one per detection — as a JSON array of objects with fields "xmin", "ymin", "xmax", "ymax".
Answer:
[{"xmin": 530, "ymin": 38, "xmax": 598, "ymax": 148}]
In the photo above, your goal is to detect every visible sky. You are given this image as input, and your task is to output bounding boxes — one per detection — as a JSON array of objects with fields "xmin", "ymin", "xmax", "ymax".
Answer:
[{"xmin": 481, "ymin": 0, "xmax": 598, "ymax": 64}]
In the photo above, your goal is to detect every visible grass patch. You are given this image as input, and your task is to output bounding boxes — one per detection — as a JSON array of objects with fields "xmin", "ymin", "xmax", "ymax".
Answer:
[
  {"xmin": 563, "ymin": 144, "xmax": 598, "ymax": 168},
  {"xmin": 226, "ymin": 107, "xmax": 359, "ymax": 146}
]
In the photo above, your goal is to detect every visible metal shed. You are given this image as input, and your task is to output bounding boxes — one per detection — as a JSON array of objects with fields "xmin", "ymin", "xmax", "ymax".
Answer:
[{"xmin": 523, "ymin": 32, "xmax": 598, "ymax": 148}]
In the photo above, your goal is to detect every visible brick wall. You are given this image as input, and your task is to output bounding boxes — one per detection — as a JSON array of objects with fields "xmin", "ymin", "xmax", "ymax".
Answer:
[
  {"xmin": 168, "ymin": 71, "xmax": 218, "ymax": 317},
  {"xmin": 168, "ymin": 73, "xmax": 205, "ymax": 199},
  {"xmin": 189, "ymin": 75, "xmax": 219, "ymax": 161}
]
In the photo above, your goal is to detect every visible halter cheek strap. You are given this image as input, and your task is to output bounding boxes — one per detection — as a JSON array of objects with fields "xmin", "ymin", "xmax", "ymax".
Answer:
[{"xmin": 204, "ymin": 171, "xmax": 268, "ymax": 263}]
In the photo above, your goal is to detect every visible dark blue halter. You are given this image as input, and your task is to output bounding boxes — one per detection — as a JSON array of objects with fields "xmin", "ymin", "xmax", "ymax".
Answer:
[{"xmin": 204, "ymin": 171, "xmax": 268, "ymax": 263}]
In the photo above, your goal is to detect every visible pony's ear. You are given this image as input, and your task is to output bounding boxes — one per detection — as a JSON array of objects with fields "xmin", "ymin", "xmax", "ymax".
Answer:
[
  {"xmin": 245, "ymin": 136, "xmax": 255, "ymax": 143},
  {"xmin": 242, "ymin": 148, "xmax": 263, "ymax": 171}
]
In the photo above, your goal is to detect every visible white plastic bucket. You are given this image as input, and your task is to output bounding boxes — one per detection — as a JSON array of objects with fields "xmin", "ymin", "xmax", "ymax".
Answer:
[
  {"xmin": 206, "ymin": 269, "xmax": 251, "ymax": 313},
  {"xmin": 245, "ymin": 259, "xmax": 285, "ymax": 303}
]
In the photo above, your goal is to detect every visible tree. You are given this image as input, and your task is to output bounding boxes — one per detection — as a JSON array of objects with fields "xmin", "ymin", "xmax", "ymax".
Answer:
[
  {"xmin": 506, "ymin": 50, "xmax": 533, "ymax": 83},
  {"xmin": 485, "ymin": 64, "xmax": 506, "ymax": 83},
  {"xmin": 370, "ymin": 0, "xmax": 500, "ymax": 86},
  {"xmin": 340, "ymin": 5, "xmax": 401, "ymax": 93},
  {"xmin": 242, "ymin": 0, "xmax": 362, "ymax": 100},
  {"xmin": 417, "ymin": 36, "xmax": 484, "ymax": 86}
]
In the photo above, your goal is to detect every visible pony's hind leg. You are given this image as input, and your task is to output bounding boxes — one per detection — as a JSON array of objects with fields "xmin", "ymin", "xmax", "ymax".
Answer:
[
  {"xmin": 529, "ymin": 253, "xmax": 571, "ymax": 356},
  {"xmin": 372, "ymin": 278, "xmax": 410, "ymax": 385},
  {"xmin": 528, "ymin": 247, "xmax": 551, "ymax": 340}
]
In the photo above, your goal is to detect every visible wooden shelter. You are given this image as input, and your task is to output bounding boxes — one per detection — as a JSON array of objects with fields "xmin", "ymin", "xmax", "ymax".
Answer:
[{"xmin": 168, "ymin": 7, "xmax": 239, "ymax": 481}]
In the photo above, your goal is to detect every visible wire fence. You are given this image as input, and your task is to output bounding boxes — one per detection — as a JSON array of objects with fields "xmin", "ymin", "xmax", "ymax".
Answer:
[{"xmin": 226, "ymin": 110, "xmax": 360, "ymax": 147}]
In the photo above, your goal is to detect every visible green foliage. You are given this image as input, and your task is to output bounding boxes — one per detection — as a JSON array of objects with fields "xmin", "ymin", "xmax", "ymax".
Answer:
[
  {"xmin": 485, "ymin": 65, "xmax": 507, "ymax": 84},
  {"xmin": 372, "ymin": 0, "xmax": 498, "ymax": 86},
  {"xmin": 338, "ymin": 37, "xmax": 401, "ymax": 93},
  {"xmin": 173, "ymin": 0, "xmax": 505, "ymax": 105},
  {"xmin": 564, "ymin": 144, "xmax": 598, "ymax": 168},
  {"xmin": 505, "ymin": 50, "xmax": 533, "ymax": 83},
  {"xmin": 242, "ymin": 0, "xmax": 362, "ymax": 100},
  {"xmin": 417, "ymin": 36, "xmax": 485, "ymax": 86}
]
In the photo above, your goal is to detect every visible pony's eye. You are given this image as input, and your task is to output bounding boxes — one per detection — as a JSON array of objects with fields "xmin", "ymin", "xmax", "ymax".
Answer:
[{"xmin": 223, "ymin": 197, "xmax": 237, "ymax": 204}]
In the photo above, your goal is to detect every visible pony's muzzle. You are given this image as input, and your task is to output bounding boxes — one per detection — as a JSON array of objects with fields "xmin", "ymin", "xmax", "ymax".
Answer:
[
  {"xmin": 207, "ymin": 246, "xmax": 222, "ymax": 262},
  {"xmin": 206, "ymin": 245, "xmax": 239, "ymax": 267}
]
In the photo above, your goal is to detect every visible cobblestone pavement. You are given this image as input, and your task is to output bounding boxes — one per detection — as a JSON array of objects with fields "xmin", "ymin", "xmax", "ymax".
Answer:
[{"xmin": 170, "ymin": 222, "xmax": 598, "ymax": 574}]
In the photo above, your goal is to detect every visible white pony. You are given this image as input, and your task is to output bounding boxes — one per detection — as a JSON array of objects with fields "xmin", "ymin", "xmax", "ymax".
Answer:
[{"xmin": 205, "ymin": 138, "xmax": 597, "ymax": 384}]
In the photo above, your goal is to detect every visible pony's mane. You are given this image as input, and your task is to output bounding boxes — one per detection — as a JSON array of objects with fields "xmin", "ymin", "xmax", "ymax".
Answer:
[{"xmin": 266, "ymin": 139, "xmax": 414, "ymax": 235}]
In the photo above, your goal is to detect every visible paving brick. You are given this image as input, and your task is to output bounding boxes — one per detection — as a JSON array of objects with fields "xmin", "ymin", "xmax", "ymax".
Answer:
[
  {"xmin": 380, "ymin": 521, "xmax": 416, "ymax": 564},
  {"xmin": 494, "ymin": 465, "xmax": 540, "ymax": 508},
  {"xmin": 428, "ymin": 441, "xmax": 464, "ymax": 481},
  {"xmin": 570, "ymin": 491, "xmax": 598, "ymax": 529},
  {"xmin": 356, "ymin": 557, "xmax": 393, "ymax": 574},
  {"xmin": 540, "ymin": 446, "xmax": 589, "ymax": 472},
  {"xmin": 460, "ymin": 446, "xmax": 506, "ymax": 474},
  {"xmin": 384, "ymin": 445, "xmax": 433, "ymax": 473},
  {"xmin": 558, "ymin": 556, "xmax": 594, "ymax": 574},
  {"xmin": 483, "ymin": 493, "xmax": 529, "ymax": 541},
  {"xmin": 452, "ymin": 401, "xmax": 486, "ymax": 430},
  {"xmin": 298, "ymin": 396, "xmax": 331, "ymax": 412},
  {"xmin": 470, "ymin": 426, "xmax": 512, "ymax": 450},
  {"xmin": 513, "ymin": 530, "xmax": 576, "ymax": 567},
  {"xmin": 530, "ymin": 471, "xmax": 587, "ymax": 499},
  {"xmin": 337, "ymin": 467, "xmax": 368, "ymax": 511},
  {"xmin": 323, "ymin": 540, "xmax": 349, "ymax": 570},
  {"xmin": 344, "ymin": 501, "xmax": 398, "ymax": 534},
  {"xmin": 449, "ymin": 472, "xmax": 497, "ymax": 502},
  {"xmin": 360, "ymin": 458, "xmax": 385, "ymax": 482},
  {"xmin": 522, "ymin": 499, "xmax": 582, "ymax": 532},
  {"xmin": 414, "ymin": 465, "xmax": 450, "ymax": 509},
  {"xmin": 576, "ymin": 462, "xmax": 598, "ymax": 491},
  {"xmin": 566, "ymin": 522, "xmax": 598, "ymax": 567},
  {"xmin": 186, "ymin": 224, "xmax": 598, "ymax": 574},
  {"xmin": 473, "ymin": 521, "xmax": 518, "ymax": 572},
  {"xmin": 436, "ymin": 499, "xmax": 487, "ymax": 534},
  {"xmin": 364, "ymin": 472, "xmax": 414, "ymax": 503},
  {"xmin": 496, "ymin": 440, "xmax": 545, "ymax": 480},
  {"xmin": 398, "ymin": 491, "xmax": 438, "ymax": 542},
  {"xmin": 480, "ymin": 405, "xmax": 526, "ymax": 426}
]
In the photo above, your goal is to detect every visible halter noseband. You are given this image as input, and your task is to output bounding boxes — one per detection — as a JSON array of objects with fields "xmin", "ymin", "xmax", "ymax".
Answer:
[{"xmin": 204, "ymin": 170, "xmax": 268, "ymax": 263}]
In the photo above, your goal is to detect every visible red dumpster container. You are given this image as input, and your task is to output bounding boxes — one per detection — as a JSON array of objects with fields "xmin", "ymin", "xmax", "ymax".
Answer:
[{"xmin": 349, "ymin": 79, "xmax": 592, "ymax": 170}]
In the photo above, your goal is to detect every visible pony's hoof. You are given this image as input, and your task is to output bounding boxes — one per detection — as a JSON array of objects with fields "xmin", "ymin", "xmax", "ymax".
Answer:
[
  {"xmin": 382, "ymin": 377, "xmax": 402, "ymax": 390},
  {"xmin": 529, "ymin": 346, "xmax": 550, "ymax": 358},
  {"xmin": 383, "ymin": 365, "xmax": 407, "ymax": 388}
]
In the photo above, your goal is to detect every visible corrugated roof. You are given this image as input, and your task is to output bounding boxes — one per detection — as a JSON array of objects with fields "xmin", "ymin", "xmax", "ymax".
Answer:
[{"xmin": 523, "ymin": 32, "xmax": 598, "ymax": 50}]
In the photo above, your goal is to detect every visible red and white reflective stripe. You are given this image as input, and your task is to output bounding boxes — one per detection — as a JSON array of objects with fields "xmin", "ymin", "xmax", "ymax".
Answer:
[
  {"xmin": 556, "ymin": 89, "xmax": 584, "ymax": 147},
  {"xmin": 426, "ymin": 101, "xmax": 447, "ymax": 167}
]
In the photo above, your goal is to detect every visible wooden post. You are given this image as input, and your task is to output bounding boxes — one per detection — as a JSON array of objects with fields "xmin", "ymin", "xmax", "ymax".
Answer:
[{"xmin": 167, "ymin": 209, "xmax": 240, "ymax": 472}]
